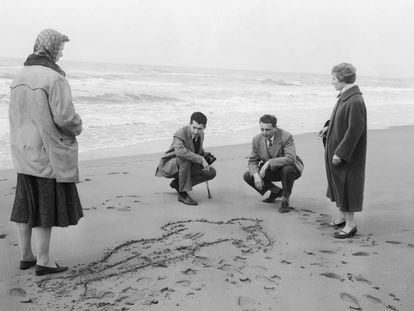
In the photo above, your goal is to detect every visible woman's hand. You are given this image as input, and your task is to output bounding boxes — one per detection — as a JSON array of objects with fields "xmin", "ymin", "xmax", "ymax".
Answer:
[
  {"xmin": 332, "ymin": 154, "xmax": 342, "ymax": 166},
  {"xmin": 318, "ymin": 126, "xmax": 328, "ymax": 138}
]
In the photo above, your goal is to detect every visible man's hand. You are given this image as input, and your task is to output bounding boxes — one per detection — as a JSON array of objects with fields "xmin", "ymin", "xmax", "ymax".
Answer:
[
  {"xmin": 259, "ymin": 161, "xmax": 269, "ymax": 178},
  {"xmin": 253, "ymin": 173, "xmax": 264, "ymax": 191},
  {"xmin": 332, "ymin": 154, "xmax": 342, "ymax": 166},
  {"xmin": 318, "ymin": 126, "xmax": 328, "ymax": 138},
  {"xmin": 202, "ymin": 158, "xmax": 210, "ymax": 173}
]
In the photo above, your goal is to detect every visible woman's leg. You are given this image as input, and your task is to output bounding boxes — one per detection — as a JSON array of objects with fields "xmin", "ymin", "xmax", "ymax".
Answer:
[
  {"xmin": 343, "ymin": 212, "xmax": 356, "ymax": 232},
  {"xmin": 331, "ymin": 211, "xmax": 346, "ymax": 225},
  {"xmin": 34, "ymin": 227, "xmax": 56, "ymax": 267},
  {"xmin": 16, "ymin": 223, "xmax": 36, "ymax": 261}
]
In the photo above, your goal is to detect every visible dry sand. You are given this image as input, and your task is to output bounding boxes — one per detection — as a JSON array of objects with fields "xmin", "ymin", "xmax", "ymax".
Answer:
[{"xmin": 0, "ymin": 126, "xmax": 413, "ymax": 311}]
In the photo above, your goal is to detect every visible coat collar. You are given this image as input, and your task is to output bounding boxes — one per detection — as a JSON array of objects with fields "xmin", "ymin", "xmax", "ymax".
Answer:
[{"xmin": 339, "ymin": 85, "xmax": 362, "ymax": 102}]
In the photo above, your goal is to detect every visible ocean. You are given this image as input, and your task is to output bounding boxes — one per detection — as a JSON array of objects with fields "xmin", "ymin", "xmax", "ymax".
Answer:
[{"xmin": 1, "ymin": 57, "xmax": 414, "ymax": 168}]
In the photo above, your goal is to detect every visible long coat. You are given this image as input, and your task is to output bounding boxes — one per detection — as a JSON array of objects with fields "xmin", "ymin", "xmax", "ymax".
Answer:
[
  {"xmin": 325, "ymin": 85, "xmax": 367, "ymax": 212},
  {"xmin": 155, "ymin": 125, "xmax": 205, "ymax": 177},
  {"xmin": 9, "ymin": 65, "xmax": 82, "ymax": 182}
]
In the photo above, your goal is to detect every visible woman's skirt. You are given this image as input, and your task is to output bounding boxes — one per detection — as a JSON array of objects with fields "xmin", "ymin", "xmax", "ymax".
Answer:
[{"xmin": 10, "ymin": 174, "xmax": 83, "ymax": 227}]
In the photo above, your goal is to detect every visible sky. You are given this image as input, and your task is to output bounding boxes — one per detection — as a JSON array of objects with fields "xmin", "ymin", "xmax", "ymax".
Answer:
[{"xmin": 0, "ymin": 0, "xmax": 413, "ymax": 78}]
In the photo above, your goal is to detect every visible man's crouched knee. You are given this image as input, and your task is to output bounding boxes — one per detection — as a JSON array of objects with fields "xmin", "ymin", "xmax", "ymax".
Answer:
[{"xmin": 205, "ymin": 167, "xmax": 217, "ymax": 181}]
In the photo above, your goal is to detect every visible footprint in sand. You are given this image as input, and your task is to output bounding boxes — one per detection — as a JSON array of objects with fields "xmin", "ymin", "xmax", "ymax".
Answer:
[
  {"xmin": 192, "ymin": 255, "xmax": 216, "ymax": 267},
  {"xmin": 320, "ymin": 272, "xmax": 343, "ymax": 281},
  {"xmin": 97, "ymin": 291, "xmax": 115, "ymax": 299},
  {"xmin": 176, "ymin": 280, "xmax": 191, "ymax": 287},
  {"xmin": 319, "ymin": 250, "xmax": 336, "ymax": 254},
  {"xmin": 355, "ymin": 275, "xmax": 372, "ymax": 285},
  {"xmin": 238, "ymin": 296, "xmax": 258, "ymax": 311},
  {"xmin": 181, "ymin": 268, "xmax": 198, "ymax": 275},
  {"xmin": 116, "ymin": 207, "xmax": 131, "ymax": 212},
  {"xmin": 364, "ymin": 294, "xmax": 383, "ymax": 305},
  {"xmin": 256, "ymin": 275, "xmax": 277, "ymax": 287},
  {"xmin": 385, "ymin": 240, "xmax": 403, "ymax": 245},
  {"xmin": 250, "ymin": 265, "xmax": 268, "ymax": 273},
  {"xmin": 340, "ymin": 292, "xmax": 361, "ymax": 310},
  {"xmin": 352, "ymin": 251, "xmax": 370, "ymax": 256},
  {"xmin": 9, "ymin": 288, "xmax": 27, "ymax": 297},
  {"xmin": 100, "ymin": 195, "xmax": 143, "ymax": 211}
]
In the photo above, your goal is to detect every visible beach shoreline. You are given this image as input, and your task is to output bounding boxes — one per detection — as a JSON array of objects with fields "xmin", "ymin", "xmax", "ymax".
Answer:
[{"xmin": 0, "ymin": 126, "xmax": 413, "ymax": 311}]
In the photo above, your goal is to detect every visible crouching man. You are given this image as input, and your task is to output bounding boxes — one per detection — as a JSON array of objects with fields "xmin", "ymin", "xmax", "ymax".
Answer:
[
  {"xmin": 155, "ymin": 112, "xmax": 216, "ymax": 205},
  {"xmin": 243, "ymin": 114, "xmax": 304, "ymax": 213}
]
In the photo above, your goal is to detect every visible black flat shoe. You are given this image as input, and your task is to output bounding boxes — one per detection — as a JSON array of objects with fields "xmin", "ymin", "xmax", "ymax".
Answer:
[
  {"xmin": 334, "ymin": 227, "xmax": 357, "ymax": 239},
  {"xmin": 20, "ymin": 260, "xmax": 37, "ymax": 270},
  {"xmin": 35, "ymin": 263, "xmax": 68, "ymax": 276}
]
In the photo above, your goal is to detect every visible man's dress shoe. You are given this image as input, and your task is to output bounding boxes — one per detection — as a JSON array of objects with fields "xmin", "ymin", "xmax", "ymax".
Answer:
[
  {"xmin": 278, "ymin": 200, "xmax": 291, "ymax": 213},
  {"xmin": 178, "ymin": 193, "xmax": 198, "ymax": 206},
  {"xmin": 262, "ymin": 189, "xmax": 283, "ymax": 203}
]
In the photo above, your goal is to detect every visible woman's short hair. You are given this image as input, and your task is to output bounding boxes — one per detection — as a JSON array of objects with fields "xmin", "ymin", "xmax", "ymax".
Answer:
[
  {"xmin": 190, "ymin": 112, "xmax": 207, "ymax": 126},
  {"xmin": 259, "ymin": 114, "xmax": 277, "ymax": 127},
  {"xmin": 331, "ymin": 63, "xmax": 356, "ymax": 84}
]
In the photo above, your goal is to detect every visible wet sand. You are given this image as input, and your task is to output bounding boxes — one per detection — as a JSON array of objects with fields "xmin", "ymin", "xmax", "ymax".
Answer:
[{"xmin": 0, "ymin": 126, "xmax": 413, "ymax": 311}]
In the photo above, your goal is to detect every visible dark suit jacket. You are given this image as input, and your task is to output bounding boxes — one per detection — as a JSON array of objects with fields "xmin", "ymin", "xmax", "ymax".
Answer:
[
  {"xmin": 155, "ymin": 125, "xmax": 205, "ymax": 177},
  {"xmin": 248, "ymin": 128, "xmax": 304, "ymax": 176}
]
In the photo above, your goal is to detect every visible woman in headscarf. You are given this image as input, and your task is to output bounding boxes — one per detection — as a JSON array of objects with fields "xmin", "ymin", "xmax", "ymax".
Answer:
[
  {"xmin": 320, "ymin": 63, "xmax": 367, "ymax": 239},
  {"xmin": 9, "ymin": 29, "xmax": 83, "ymax": 275}
]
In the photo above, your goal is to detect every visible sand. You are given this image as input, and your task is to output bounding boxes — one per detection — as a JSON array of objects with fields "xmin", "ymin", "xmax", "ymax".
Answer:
[{"xmin": 0, "ymin": 126, "xmax": 413, "ymax": 311}]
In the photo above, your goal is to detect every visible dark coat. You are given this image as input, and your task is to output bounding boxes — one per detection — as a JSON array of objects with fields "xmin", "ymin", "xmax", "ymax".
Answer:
[
  {"xmin": 325, "ymin": 85, "xmax": 367, "ymax": 212},
  {"xmin": 155, "ymin": 125, "xmax": 205, "ymax": 177}
]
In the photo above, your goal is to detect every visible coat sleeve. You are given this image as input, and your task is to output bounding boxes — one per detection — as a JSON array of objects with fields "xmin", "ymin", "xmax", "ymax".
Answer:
[
  {"xmin": 173, "ymin": 136, "xmax": 204, "ymax": 165},
  {"xmin": 49, "ymin": 76, "xmax": 83, "ymax": 137},
  {"xmin": 335, "ymin": 100, "xmax": 365, "ymax": 162},
  {"xmin": 269, "ymin": 135, "xmax": 296, "ymax": 169},
  {"xmin": 248, "ymin": 137, "xmax": 261, "ymax": 175}
]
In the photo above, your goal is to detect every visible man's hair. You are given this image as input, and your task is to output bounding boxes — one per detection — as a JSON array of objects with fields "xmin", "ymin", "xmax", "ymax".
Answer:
[
  {"xmin": 190, "ymin": 112, "xmax": 207, "ymax": 126},
  {"xmin": 259, "ymin": 114, "xmax": 277, "ymax": 127},
  {"xmin": 331, "ymin": 63, "xmax": 356, "ymax": 84}
]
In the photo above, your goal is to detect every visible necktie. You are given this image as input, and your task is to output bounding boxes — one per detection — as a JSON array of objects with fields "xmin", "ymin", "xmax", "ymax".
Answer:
[{"xmin": 268, "ymin": 138, "xmax": 273, "ymax": 147}]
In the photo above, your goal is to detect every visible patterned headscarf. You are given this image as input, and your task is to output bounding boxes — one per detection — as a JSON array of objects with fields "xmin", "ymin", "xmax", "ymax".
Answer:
[{"xmin": 34, "ymin": 29, "xmax": 69, "ymax": 62}]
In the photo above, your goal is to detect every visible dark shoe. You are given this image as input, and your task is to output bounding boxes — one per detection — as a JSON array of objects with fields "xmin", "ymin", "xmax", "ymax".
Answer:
[
  {"xmin": 262, "ymin": 189, "xmax": 283, "ymax": 203},
  {"xmin": 278, "ymin": 200, "xmax": 291, "ymax": 213},
  {"xmin": 169, "ymin": 179, "xmax": 179, "ymax": 193},
  {"xmin": 35, "ymin": 263, "xmax": 68, "ymax": 276},
  {"xmin": 178, "ymin": 193, "xmax": 198, "ymax": 206},
  {"xmin": 334, "ymin": 227, "xmax": 357, "ymax": 239},
  {"xmin": 20, "ymin": 260, "xmax": 37, "ymax": 270},
  {"xmin": 328, "ymin": 219, "xmax": 346, "ymax": 228}
]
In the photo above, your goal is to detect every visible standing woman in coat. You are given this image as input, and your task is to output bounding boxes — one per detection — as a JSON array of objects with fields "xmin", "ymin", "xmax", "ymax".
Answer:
[
  {"xmin": 9, "ymin": 29, "xmax": 83, "ymax": 275},
  {"xmin": 320, "ymin": 63, "xmax": 367, "ymax": 239}
]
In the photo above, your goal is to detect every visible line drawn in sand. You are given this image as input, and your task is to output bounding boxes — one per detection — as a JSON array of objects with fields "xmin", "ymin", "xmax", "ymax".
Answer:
[{"xmin": 33, "ymin": 218, "xmax": 274, "ymax": 310}]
